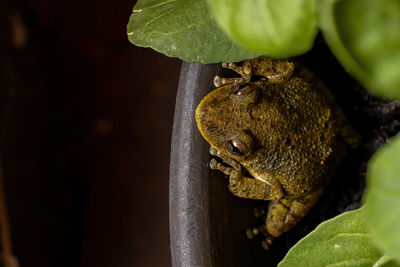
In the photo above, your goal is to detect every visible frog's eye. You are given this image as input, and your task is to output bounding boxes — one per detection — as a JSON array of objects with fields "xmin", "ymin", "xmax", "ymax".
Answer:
[
  {"xmin": 232, "ymin": 83, "xmax": 254, "ymax": 96},
  {"xmin": 227, "ymin": 138, "xmax": 250, "ymax": 157}
]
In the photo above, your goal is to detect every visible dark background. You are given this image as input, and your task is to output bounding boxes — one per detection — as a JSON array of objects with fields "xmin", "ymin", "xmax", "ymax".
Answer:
[{"xmin": 0, "ymin": 0, "xmax": 180, "ymax": 266}]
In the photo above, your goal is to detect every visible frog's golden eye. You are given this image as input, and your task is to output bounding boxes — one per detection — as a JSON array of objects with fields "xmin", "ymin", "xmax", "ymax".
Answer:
[
  {"xmin": 232, "ymin": 83, "xmax": 254, "ymax": 96},
  {"xmin": 227, "ymin": 138, "xmax": 250, "ymax": 157}
]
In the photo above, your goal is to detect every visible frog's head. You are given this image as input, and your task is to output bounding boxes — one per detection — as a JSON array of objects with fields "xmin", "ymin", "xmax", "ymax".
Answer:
[{"xmin": 195, "ymin": 81, "xmax": 264, "ymax": 160}]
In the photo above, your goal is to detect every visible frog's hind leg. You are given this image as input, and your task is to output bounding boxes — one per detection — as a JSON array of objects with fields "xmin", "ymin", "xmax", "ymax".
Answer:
[
  {"xmin": 266, "ymin": 187, "xmax": 324, "ymax": 239},
  {"xmin": 248, "ymin": 187, "xmax": 324, "ymax": 250}
]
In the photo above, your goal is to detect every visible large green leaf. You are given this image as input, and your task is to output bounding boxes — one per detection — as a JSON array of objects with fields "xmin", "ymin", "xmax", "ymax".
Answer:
[
  {"xmin": 127, "ymin": 0, "xmax": 259, "ymax": 63},
  {"xmin": 206, "ymin": 0, "xmax": 318, "ymax": 58},
  {"xmin": 278, "ymin": 208, "xmax": 398, "ymax": 267},
  {"xmin": 319, "ymin": 0, "xmax": 400, "ymax": 99},
  {"xmin": 364, "ymin": 134, "xmax": 400, "ymax": 263}
]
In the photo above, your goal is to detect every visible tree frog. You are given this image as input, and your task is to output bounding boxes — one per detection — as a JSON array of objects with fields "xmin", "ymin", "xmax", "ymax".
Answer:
[{"xmin": 195, "ymin": 57, "xmax": 360, "ymax": 249}]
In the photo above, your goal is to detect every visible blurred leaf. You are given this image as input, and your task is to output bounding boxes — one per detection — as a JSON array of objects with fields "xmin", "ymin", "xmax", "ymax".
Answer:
[
  {"xmin": 206, "ymin": 0, "xmax": 318, "ymax": 58},
  {"xmin": 319, "ymin": 0, "xmax": 400, "ymax": 99},
  {"xmin": 278, "ymin": 208, "xmax": 398, "ymax": 267},
  {"xmin": 364, "ymin": 134, "xmax": 400, "ymax": 264},
  {"xmin": 127, "ymin": 0, "xmax": 259, "ymax": 63}
]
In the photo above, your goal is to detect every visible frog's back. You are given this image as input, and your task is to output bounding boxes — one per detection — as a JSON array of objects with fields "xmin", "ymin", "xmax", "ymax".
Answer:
[{"xmin": 249, "ymin": 73, "xmax": 342, "ymax": 196}]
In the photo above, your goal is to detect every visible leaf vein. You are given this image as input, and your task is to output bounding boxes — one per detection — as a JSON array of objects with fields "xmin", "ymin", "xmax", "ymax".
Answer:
[
  {"xmin": 142, "ymin": 9, "xmax": 174, "ymax": 28},
  {"xmin": 140, "ymin": 0, "xmax": 177, "ymax": 11},
  {"xmin": 317, "ymin": 231, "xmax": 369, "ymax": 244},
  {"xmin": 150, "ymin": 18, "xmax": 213, "ymax": 40},
  {"xmin": 326, "ymin": 258, "xmax": 375, "ymax": 267}
]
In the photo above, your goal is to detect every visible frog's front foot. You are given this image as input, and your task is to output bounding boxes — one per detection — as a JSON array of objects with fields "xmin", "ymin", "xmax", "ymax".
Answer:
[
  {"xmin": 209, "ymin": 146, "xmax": 283, "ymax": 201},
  {"xmin": 209, "ymin": 146, "xmax": 241, "ymax": 170},
  {"xmin": 213, "ymin": 61, "xmax": 252, "ymax": 87},
  {"xmin": 209, "ymin": 158, "xmax": 238, "ymax": 177},
  {"xmin": 221, "ymin": 61, "xmax": 251, "ymax": 81},
  {"xmin": 209, "ymin": 146, "xmax": 242, "ymax": 177}
]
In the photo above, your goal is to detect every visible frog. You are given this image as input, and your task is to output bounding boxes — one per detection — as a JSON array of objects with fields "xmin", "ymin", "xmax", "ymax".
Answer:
[{"xmin": 195, "ymin": 57, "xmax": 361, "ymax": 249}]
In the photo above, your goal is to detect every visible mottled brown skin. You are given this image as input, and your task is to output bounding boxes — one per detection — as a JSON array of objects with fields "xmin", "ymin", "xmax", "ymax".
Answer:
[{"xmin": 195, "ymin": 58, "xmax": 360, "ymax": 249}]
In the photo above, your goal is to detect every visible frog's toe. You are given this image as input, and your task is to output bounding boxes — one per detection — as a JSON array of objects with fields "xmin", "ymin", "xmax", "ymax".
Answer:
[
  {"xmin": 209, "ymin": 158, "xmax": 236, "ymax": 176},
  {"xmin": 213, "ymin": 75, "xmax": 244, "ymax": 87},
  {"xmin": 245, "ymin": 224, "xmax": 275, "ymax": 249},
  {"xmin": 246, "ymin": 226, "xmax": 263, "ymax": 239},
  {"xmin": 221, "ymin": 62, "xmax": 239, "ymax": 69},
  {"xmin": 209, "ymin": 158, "xmax": 218, "ymax": 169},
  {"xmin": 221, "ymin": 62, "xmax": 230, "ymax": 68},
  {"xmin": 253, "ymin": 206, "xmax": 267, "ymax": 219},
  {"xmin": 246, "ymin": 223, "xmax": 268, "ymax": 238},
  {"xmin": 209, "ymin": 146, "xmax": 219, "ymax": 156},
  {"xmin": 261, "ymin": 236, "xmax": 274, "ymax": 250},
  {"xmin": 213, "ymin": 75, "xmax": 223, "ymax": 87},
  {"xmin": 246, "ymin": 228, "xmax": 256, "ymax": 239}
]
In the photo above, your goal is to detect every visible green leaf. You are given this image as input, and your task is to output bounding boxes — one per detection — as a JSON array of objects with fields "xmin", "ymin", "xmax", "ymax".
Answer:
[
  {"xmin": 206, "ymin": 0, "xmax": 318, "ymax": 58},
  {"xmin": 319, "ymin": 0, "xmax": 400, "ymax": 100},
  {"xmin": 278, "ymin": 208, "xmax": 398, "ymax": 267},
  {"xmin": 127, "ymin": 0, "xmax": 259, "ymax": 63},
  {"xmin": 364, "ymin": 134, "xmax": 400, "ymax": 264}
]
